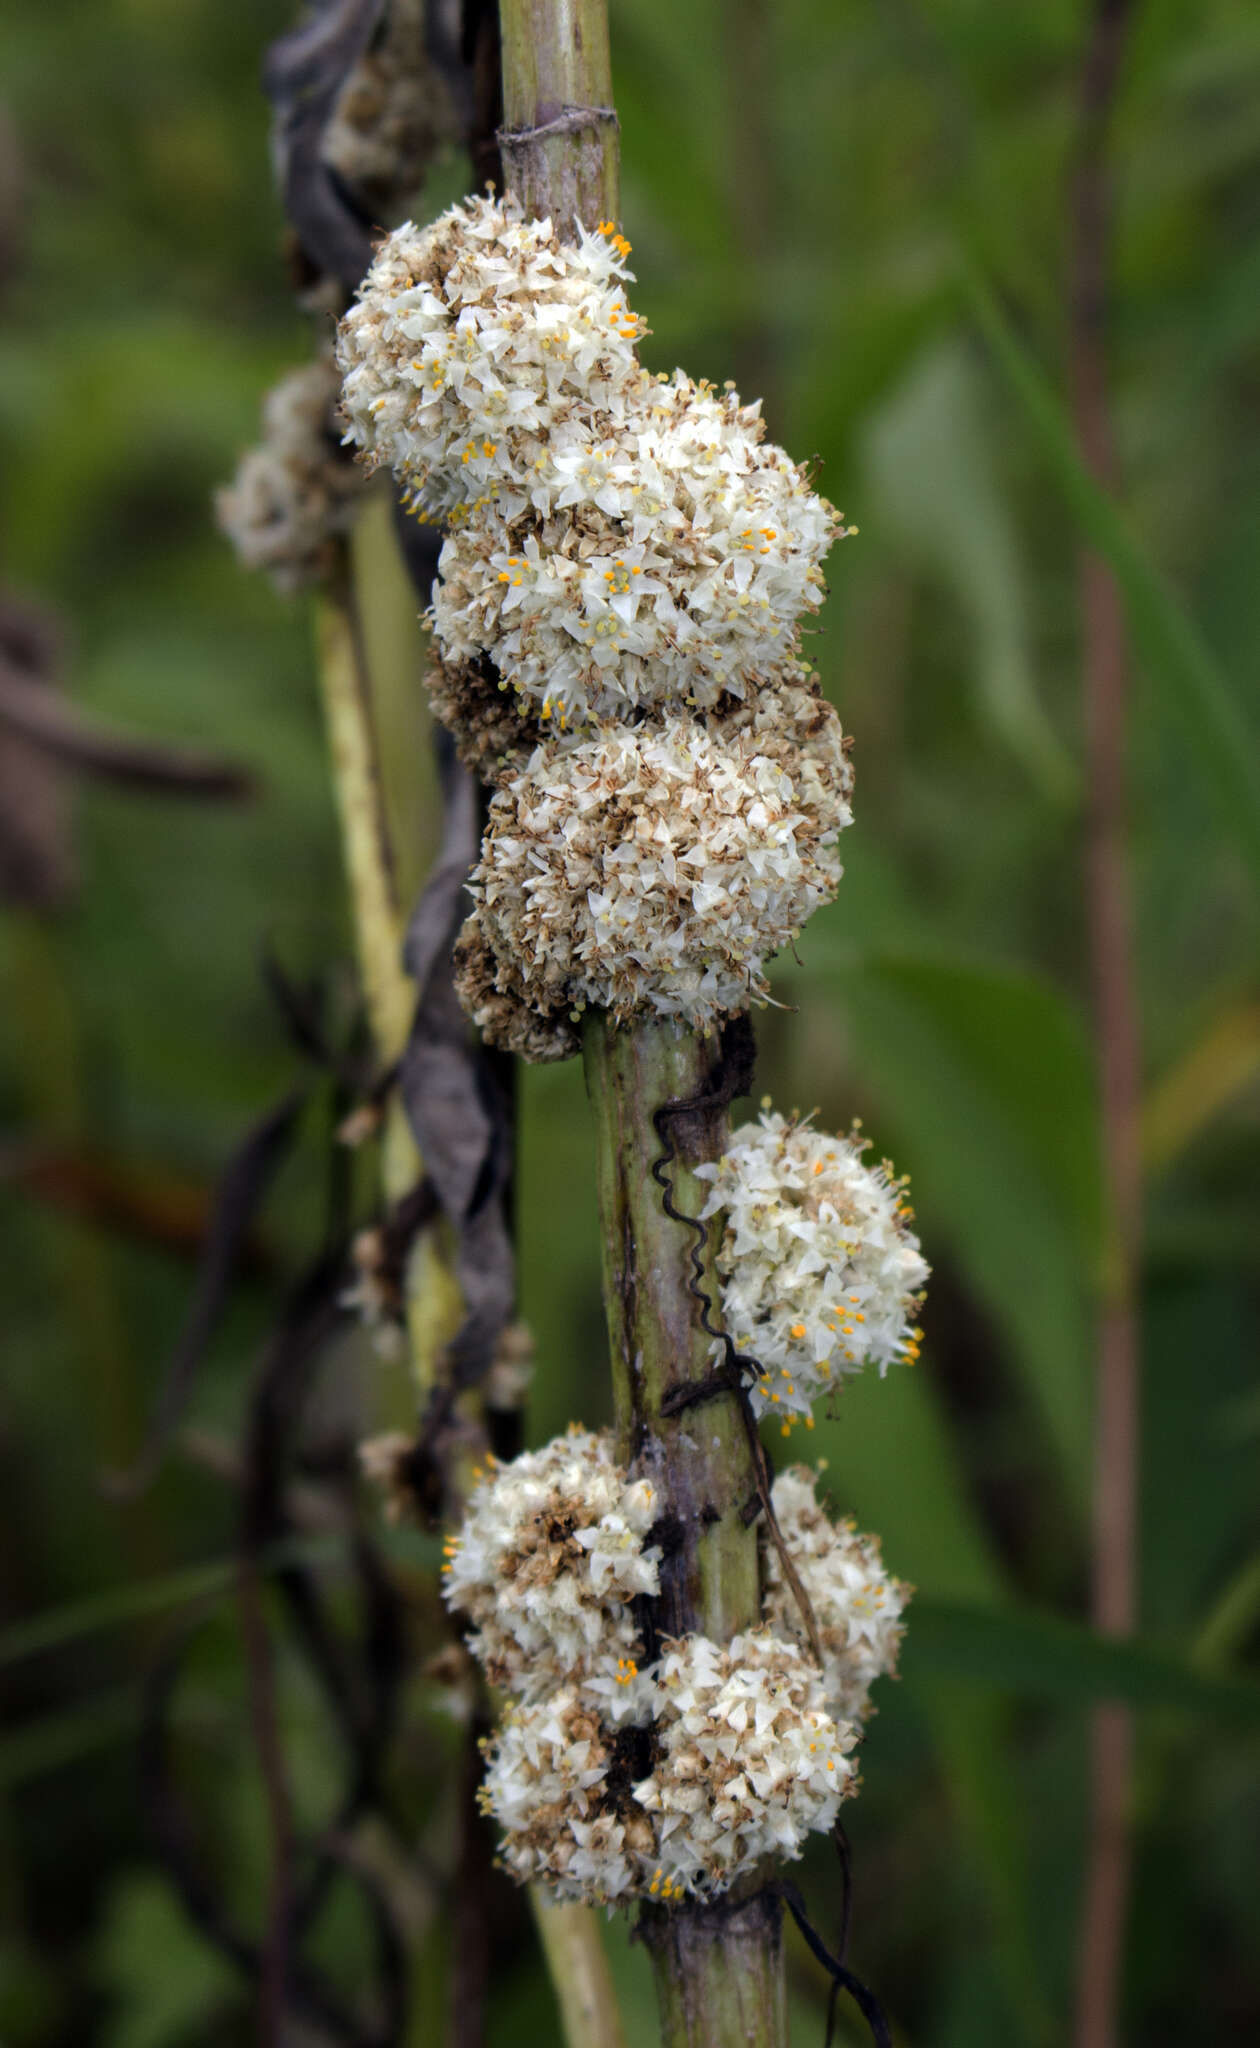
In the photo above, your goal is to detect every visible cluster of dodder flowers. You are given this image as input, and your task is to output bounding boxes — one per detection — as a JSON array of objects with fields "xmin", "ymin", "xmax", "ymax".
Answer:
[
  {"xmin": 441, "ymin": 1429, "xmax": 905, "ymax": 1904},
  {"xmin": 699, "ymin": 1110, "xmax": 930, "ymax": 1430},
  {"xmin": 216, "ymin": 356, "xmax": 365, "ymax": 594},
  {"xmin": 340, "ymin": 194, "xmax": 929, "ymax": 1909},
  {"xmin": 335, "ymin": 194, "xmax": 856, "ymax": 1051}
]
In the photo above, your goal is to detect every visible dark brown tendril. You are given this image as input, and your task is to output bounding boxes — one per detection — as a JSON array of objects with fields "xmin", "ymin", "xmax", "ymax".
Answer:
[{"xmin": 767, "ymin": 1874, "xmax": 892, "ymax": 2048}]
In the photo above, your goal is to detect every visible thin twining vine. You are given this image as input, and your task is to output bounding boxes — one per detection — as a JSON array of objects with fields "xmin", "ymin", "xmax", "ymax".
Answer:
[{"xmin": 771, "ymin": 1873, "xmax": 892, "ymax": 2048}]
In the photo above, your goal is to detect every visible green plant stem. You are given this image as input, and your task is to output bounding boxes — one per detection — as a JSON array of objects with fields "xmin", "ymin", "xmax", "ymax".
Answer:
[
  {"xmin": 584, "ymin": 1015, "xmax": 783, "ymax": 2048},
  {"xmin": 530, "ymin": 1893, "xmax": 630, "ymax": 2048},
  {"xmin": 490, "ymin": 16, "xmax": 665, "ymax": 2047},
  {"xmin": 495, "ymin": 0, "xmax": 785, "ymax": 2032},
  {"xmin": 498, "ymin": 0, "xmax": 620, "ymax": 224},
  {"xmin": 314, "ymin": 553, "xmax": 412, "ymax": 1066},
  {"xmin": 583, "ymin": 1018, "xmax": 761, "ymax": 1636},
  {"xmin": 1068, "ymin": 10, "xmax": 1141, "ymax": 2046},
  {"xmin": 314, "ymin": 540, "xmax": 464, "ymax": 1400}
]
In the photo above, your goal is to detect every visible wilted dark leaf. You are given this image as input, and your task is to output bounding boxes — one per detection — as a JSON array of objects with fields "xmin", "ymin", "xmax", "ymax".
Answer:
[
  {"xmin": 264, "ymin": 0, "xmax": 387, "ymax": 292},
  {"xmin": 105, "ymin": 1089, "xmax": 310, "ymax": 1498},
  {"xmin": 399, "ymin": 733, "xmax": 515, "ymax": 1389}
]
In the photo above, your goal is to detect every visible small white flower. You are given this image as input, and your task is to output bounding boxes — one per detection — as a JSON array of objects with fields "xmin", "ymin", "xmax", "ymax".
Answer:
[
  {"xmin": 765, "ymin": 1467, "xmax": 910, "ymax": 1722},
  {"xmin": 697, "ymin": 1109, "xmax": 929, "ymax": 1424}
]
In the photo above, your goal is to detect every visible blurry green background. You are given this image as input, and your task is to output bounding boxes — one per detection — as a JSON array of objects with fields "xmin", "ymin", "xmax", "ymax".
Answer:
[{"xmin": 1, "ymin": 1, "xmax": 1258, "ymax": 2043}]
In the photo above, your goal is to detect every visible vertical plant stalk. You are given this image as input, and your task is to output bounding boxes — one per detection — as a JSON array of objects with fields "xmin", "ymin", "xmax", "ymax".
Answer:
[
  {"xmin": 315, "ymin": 545, "xmax": 412, "ymax": 1065},
  {"xmin": 530, "ymin": 1892, "xmax": 633, "ymax": 2048},
  {"xmin": 583, "ymin": 1017, "xmax": 783, "ymax": 2048},
  {"xmin": 1069, "ymin": 7, "xmax": 1141, "ymax": 2048},
  {"xmin": 314, "ymin": 538, "xmax": 464, "ymax": 1390},
  {"xmin": 495, "ymin": 3, "xmax": 783, "ymax": 2038},
  {"xmin": 498, "ymin": 0, "xmax": 619, "ymax": 224}
]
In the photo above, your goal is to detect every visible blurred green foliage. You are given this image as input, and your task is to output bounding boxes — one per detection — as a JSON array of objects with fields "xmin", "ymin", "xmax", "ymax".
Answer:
[{"xmin": 0, "ymin": 1, "xmax": 1257, "ymax": 2044}]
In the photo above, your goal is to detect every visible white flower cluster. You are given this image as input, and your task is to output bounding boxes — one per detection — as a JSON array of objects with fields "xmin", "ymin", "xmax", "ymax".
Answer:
[
  {"xmin": 698, "ymin": 1109, "xmax": 929, "ymax": 1427},
  {"xmin": 334, "ymin": 197, "xmax": 854, "ymax": 1049},
  {"xmin": 216, "ymin": 357, "xmax": 364, "ymax": 593},
  {"xmin": 480, "ymin": 1689, "xmax": 655, "ymax": 1903},
  {"xmin": 444, "ymin": 1431, "xmax": 899, "ymax": 1906},
  {"xmin": 441, "ymin": 1426, "xmax": 660, "ymax": 1710},
  {"xmin": 456, "ymin": 675, "xmax": 852, "ymax": 1045},
  {"xmin": 336, "ymin": 193, "xmax": 647, "ymax": 523},
  {"xmin": 635, "ymin": 1630, "xmax": 855, "ymax": 1896},
  {"xmin": 430, "ymin": 369, "xmax": 842, "ymax": 729},
  {"xmin": 477, "ymin": 1628, "xmax": 857, "ymax": 1907},
  {"xmin": 423, "ymin": 647, "xmax": 545, "ymax": 784},
  {"xmin": 453, "ymin": 919, "xmax": 583, "ymax": 1064},
  {"xmin": 763, "ymin": 1468, "xmax": 908, "ymax": 1723}
]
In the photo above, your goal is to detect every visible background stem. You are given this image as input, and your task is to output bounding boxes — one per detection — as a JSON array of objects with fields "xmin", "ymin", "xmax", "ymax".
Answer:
[
  {"xmin": 530, "ymin": 1893, "xmax": 630, "ymax": 2048},
  {"xmin": 314, "ymin": 537, "xmax": 464, "ymax": 1398},
  {"xmin": 1069, "ymin": 6, "xmax": 1141, "ymax": 2047},
  {"xmin": 313, "ymin": 549, "xmax": 410, "ymax": 1066}
]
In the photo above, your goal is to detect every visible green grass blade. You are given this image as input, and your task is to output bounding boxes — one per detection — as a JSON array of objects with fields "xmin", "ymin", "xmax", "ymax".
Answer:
[
  {"xmin": 0, "ymin": 1687, "xmax": 140, "ymax": 1789},
  {"xmin": 965, "ymin": 266, "xmax": 1260, "ymax": 889},
  {"xmin": 804, "ymin": 942, "xmax": 1099, "ymax": 1502},
  {"xmin": 906, "ymin": 1597, "xmax": 1260, "ymax": 1719},
  {"xmin": 0, "ymin": 1533, "xmax": 343, "ymax": 1671}
]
